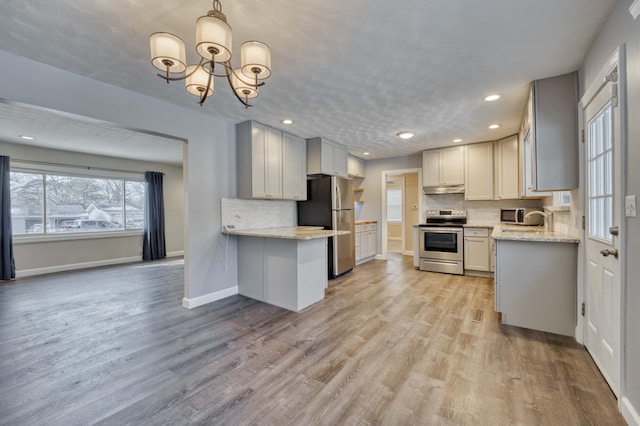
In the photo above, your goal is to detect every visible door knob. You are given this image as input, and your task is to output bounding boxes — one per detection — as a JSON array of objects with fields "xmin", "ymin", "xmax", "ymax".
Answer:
[
  {"xmin": 600, "ymin": 248, "xmax": 619, "ymax": 258},
  {"xmin": 609, "ymin": 226, "xmax": 619, "ymax": 236}
]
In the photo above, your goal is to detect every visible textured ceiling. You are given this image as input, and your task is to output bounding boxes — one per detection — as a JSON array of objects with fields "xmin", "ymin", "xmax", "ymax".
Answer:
[
  {"xmin": 0, "ymin": 0, "xmax": 615, "ymax": 160},
  {"xmin": 0, "ymin": 101, "xmax": 184, "ymax": 165}
]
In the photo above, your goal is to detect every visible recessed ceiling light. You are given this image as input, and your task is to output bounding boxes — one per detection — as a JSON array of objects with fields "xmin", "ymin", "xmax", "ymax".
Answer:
[
  {"xmin": 363, "ymin": 152, "xmax": 370, "ymax": 156},
  {"xmin": 453, "ymin": 138, "xmax": 463, "ymax": 143},
  {"xmin": 281, "ymin": 119, "xmax": 294, "ymax": 125},
  {"xmin": 396, "ymin": 132, "xmax": 415, "ymax": 139},
  {"xmin": 484, "ymin": 94, "xmax": 501, "ymax": 102},
  {"xmin": 19, "ymin": 135, "xmax": 35, "ymax": 140},
  {"xmin": 489, "ymin": 124, "xmax": 501, "ymax": 129}
]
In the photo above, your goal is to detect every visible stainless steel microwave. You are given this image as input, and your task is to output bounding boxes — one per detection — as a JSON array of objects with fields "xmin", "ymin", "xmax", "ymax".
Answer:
[{"xmin": 500, "ymin": 208, "xmax": 544, "ymax": 225}]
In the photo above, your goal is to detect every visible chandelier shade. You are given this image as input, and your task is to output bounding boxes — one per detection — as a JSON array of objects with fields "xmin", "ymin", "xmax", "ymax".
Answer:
[
  {"xmin": 150, "ymin": 32, "xmax": 187, "ymax": 74},
  {"xmin": 241, "ymin": 41, "xmax": 271, "ymax": 80},
  {"xmin": 232, "ymin": 68, "xmax": 259, "ymax": 99},
  {"xmin": 195, "ymin": 14, "xmax": 232, "ymax": 63},
  {"xmin": 149, "ymin": 0, "xmax": 270, "ymax": 108},
  {"xmin": 185, "ymin": 65, "xmax": 214, "ymax": 97}
]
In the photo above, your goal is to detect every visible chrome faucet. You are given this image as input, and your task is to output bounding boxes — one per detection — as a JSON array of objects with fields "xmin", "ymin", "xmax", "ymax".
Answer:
[{"xmin": 524, "ymin": 210, "xmax": 553, "ymax": 232}]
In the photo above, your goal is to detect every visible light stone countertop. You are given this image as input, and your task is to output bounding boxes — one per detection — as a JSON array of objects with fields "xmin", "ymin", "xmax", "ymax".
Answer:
[
  {"xmin": 491, "ymin": 224, "xmax": 580, "ymax": 243},
  {"xmin": 355, "ymin": 220, "xmax": 378, "ymax": 225},
  {"xmin": 222, "ymin": 226, "xmax": 350, "ymax": 240},
  {"xmin": 463, "ymin": 224, "xmax": 496, "ymax": 228}
]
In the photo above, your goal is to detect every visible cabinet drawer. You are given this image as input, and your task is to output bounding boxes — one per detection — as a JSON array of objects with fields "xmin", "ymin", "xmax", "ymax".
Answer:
[{"xmin": 464, "ymin": 228, "xmax": 489, "ymax": 237}]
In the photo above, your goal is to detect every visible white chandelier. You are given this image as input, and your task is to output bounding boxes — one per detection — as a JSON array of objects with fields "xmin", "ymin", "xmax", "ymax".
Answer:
[{"xmin": 149, "ymin": 0, "xmax": 271, "ymax": 108}]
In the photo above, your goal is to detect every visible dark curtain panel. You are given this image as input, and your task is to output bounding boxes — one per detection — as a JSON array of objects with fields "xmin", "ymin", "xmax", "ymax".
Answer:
[
  {"xmin": 142, "ymin": 171, "xmax": 166, "ymax": 261},
  {"xmin": 0, "ymin": 156, "xmax": 16, "ymax": 280}
]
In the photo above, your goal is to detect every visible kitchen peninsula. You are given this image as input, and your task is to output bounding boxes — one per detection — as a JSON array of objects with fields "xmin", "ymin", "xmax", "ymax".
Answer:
[
  {"xmin": 223, "ymin": 226, "xmax": 350, "ymax": 312},
  {"xmin": 492, "ymin": 225, "xmax": 580, "ymax": 336}
]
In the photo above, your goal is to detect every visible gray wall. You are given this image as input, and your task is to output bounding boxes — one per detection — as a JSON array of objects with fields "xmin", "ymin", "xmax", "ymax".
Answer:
[
  {"xmin": 580, "ymin": 0, "xmax": 640, "ymax": 419},
  {"xmin": 0, "ymin": 49, "xmax": 238, "ymax": 302},
  {"xmin": 0, "ymin": 141, "xmax": 184, "ymax": 273}
]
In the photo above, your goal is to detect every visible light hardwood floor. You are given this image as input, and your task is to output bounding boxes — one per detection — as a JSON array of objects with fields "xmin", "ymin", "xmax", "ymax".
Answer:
[{"xmin": 0, "ymin": 255, "xmax": 625, "ymax": 425}]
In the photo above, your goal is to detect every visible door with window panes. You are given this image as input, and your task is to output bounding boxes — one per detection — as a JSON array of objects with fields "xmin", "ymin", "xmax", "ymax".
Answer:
[{"xmin": 583, "ymin": 68, "xmax": 621, "ymax": 396}]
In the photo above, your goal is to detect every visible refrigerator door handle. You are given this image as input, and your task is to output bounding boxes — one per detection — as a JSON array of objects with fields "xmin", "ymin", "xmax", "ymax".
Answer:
[{"xmin": 336, "ymin": 181, "xmax": 342, "ymax": 211}]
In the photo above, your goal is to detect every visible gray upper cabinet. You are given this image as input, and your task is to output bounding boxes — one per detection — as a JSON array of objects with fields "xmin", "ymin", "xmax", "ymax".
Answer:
[
  {"xmin": 347, "ymin": 154, "xmax": 365, "ymax": 178},
  {"xmin": 528, "ymin": 72, "xmax": 579, "ymax": 191},
  {"xmin": 236, "ymin": 121, "xmax": 307, "ymax": 200},
  {"xmin": 282, "ymin": 132, "xmax": 307, "ymax": 200},
  {"xmin": 306, "ymin": 137, "xmax": 348, "ymax": 178}
]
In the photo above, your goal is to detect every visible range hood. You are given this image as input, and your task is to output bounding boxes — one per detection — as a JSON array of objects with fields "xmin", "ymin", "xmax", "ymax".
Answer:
[{"xmin": 423, "ymin": 184, "xmax": 465, "ymax": 195}]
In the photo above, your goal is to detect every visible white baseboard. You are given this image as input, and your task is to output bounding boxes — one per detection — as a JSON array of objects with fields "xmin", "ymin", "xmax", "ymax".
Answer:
[
  {"xmin": 16, "ymin": 256, "xmax": 141, "ymax": 278},
  {"xmin": 375, "ymin": 254, "xmax": 384, "ymax": 260},
  {"xmin": 166, "ymin": 250, "xmax": 184, "ymax": 258},
  {"xmin": 403, "ymin": 250, "xmax": 413, "ymax": 256},
  {"xmin": 622, "ymin": 396, "xmax": 640, "ymax": 426},
  {"xmin": 182, "ymin": 286, "xmax": 238, "ymax": 309}
]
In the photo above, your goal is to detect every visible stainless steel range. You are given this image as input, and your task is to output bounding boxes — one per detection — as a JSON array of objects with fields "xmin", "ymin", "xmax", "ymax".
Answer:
[{"xmin": 418, "ymin": 209, "xmax": 467, "ymax": 275}]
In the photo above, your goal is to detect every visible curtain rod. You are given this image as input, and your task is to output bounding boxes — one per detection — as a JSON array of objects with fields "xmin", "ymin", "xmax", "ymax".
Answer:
[{"xmin": 9, "ymin": 158, "xmax": 157, "ymax": 175}]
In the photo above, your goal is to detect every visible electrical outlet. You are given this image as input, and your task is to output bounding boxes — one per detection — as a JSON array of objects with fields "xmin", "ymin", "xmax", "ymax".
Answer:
[{"xmin": 626, "ymin": 195, "xmax": 637, "ymax": 217}]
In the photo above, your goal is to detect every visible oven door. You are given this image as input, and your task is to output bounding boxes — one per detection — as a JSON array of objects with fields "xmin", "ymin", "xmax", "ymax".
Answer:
[{"xmin": 419, "ymin": 227, "xmax": 463, "ymax": 261}]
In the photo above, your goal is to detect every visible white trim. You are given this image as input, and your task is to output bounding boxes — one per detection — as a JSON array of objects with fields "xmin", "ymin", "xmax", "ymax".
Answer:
[
  {"xmin": 16, "ymin": 255, "xmax": 141, "ymax": 278},
  {"xmin": 374, "ymin": 254, "xmax": 384, "ymax": 260},
  {"xmin": 166, "ymin": 250, "xmax": 184, "ymax": 258},
  {"xmin": 621, "ymin": 397, "xmax": 640, "ymax": 426},
  {"xmin": 387, "ymin": 236, "xmax": 402, "ymax": 241},
  {"xmin": 403, "ymin": 250, "xmax": 414, "ymax": 256},
  {"xmin": 580, "ymin": 49, "xmax": 620, "ymax": 108},
  {"xmin": 182, "ymin": 286, "xmax": 238, "ymax": 309}
]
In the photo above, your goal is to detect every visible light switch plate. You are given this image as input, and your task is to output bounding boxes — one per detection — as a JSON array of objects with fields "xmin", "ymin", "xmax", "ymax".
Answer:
[{"xmin": 626, "ymin": 195, "xmax": 637, "ymax": 217}]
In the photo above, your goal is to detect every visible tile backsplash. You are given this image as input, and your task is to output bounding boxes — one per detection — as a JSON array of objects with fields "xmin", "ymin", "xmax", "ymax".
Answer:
[
  {"xmin": 422, "ymin": 194, "xmax": 543, "ymax": 224},
  {"xmin": 221, "ymin": 198, "xmax": 296, "ymax": 230}
]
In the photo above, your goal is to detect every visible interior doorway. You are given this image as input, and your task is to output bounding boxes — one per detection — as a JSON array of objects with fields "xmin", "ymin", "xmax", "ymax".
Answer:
[
  {"xmin": 386, "ymin": 175, "xmax": 405, "ymax": 254},
  {"xmin": 380, "ymin": 168, "xmax": 422, "ymax": 259}
]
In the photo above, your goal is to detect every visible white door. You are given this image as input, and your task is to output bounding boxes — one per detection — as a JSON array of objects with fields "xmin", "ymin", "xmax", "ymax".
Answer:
[{"xmin": 583, "ymin": 71, "xmax": 621, "ymax": 396}]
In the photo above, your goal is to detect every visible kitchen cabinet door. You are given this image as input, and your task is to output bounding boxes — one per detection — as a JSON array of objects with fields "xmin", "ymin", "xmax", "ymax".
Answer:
[
  {"xmin": 264, "ymin": 127, "xmax": 283, "ymax": 199},
  {"xmin": 496, "ymin": 135, "xmax": 519, "ymax": 200},
  {"xmin": 464, "ymin": 228, "xmax": 490, "ymax": 272},
  {"xmin": 464, "ymin": 142, "xmax": 494, "ymax": 200},
  {"xmin": 422, "ymin": 147, "xmax": 464, "ymax": 187},
  {"xmin": 306, "ymin": 137, "xmax": 348, "ymax": 178},
  {"xmin": 366, "ymin": 227, "xmax": 377, "ymax": 258},
  {"xmin": 237, "ymin": 121, "xmax": 283, "ymax": 199},
  {"xmin": 440, "ymin": 147, "xmax": 465, "ymax": 185},
  {"xmin": 282, "ymin": 132, "xmax": 307, "ymax": 200},
  {"xmin": 422, "ymin": 150, "xmax": 441, "ymax": 187},
  {"xmin": 529, "ymin": 72, "xmax": 578, "ymax": 191},
  {"xmin": 348, "ymin": 155, "xmax": 365, "ymax": 178}
]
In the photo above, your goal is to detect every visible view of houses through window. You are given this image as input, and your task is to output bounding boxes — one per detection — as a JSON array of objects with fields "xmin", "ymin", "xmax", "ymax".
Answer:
[{"xmin": 10, "ymin": 170, "xmax": 145, "ymax": 235}]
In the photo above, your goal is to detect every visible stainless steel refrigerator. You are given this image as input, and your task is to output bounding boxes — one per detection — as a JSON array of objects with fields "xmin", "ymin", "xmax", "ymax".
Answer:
[{"xmin": 297, "ymin": 176, "xmax": 355, "ymax": 279}]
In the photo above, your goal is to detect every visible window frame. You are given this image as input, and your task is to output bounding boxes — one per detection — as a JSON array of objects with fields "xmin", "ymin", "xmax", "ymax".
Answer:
[{"xmin": 10, "ymin": 161, "xmax": 145, "ymax": 244}]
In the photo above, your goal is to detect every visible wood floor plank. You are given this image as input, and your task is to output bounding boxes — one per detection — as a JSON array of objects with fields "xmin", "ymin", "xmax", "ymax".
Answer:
[{"xmin": 0, "ymin": 255, "xmax": 625, "ymax": 425}]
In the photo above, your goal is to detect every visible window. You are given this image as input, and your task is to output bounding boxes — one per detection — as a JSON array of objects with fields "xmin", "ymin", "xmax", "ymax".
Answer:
[
  {"xmin": 587, "ymin": 102, "xmax": 613, "ymax": 242},
  {"xmin": 10, "ymin": 166, "xmax": 145, "ymax": 236},
  {"xmin": 387, "ymin": 188, "xmax": 403, "ymax": 222}
]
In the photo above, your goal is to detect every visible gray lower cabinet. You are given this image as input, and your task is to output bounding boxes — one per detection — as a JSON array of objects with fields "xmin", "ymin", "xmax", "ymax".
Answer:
[
  {"xmin": 494, "ymin": 239, "xmax": 577, "ymax": 336},
  {"xmin": 237, "ymin": 236, "xmax": 327, "ymax": 312}
]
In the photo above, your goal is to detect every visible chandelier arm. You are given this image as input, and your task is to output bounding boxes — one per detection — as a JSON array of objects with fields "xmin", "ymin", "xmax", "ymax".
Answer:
[
  {"xmin": 225, "ymin": 70, "xmax": 252, "ymax": 108},
  {"xmin": 228, "ymin": 67, "xmax": 266, "ymax": 88},
  {"xmin": 156, "ymin": 58, "xmax": 205, "ymax": 82},
  {"xmin": 199, "ymin": 61, "xmax": 215, "ymax": 106}
]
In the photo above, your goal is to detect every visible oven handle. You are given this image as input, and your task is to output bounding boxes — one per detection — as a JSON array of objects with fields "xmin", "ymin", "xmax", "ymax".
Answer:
[{"xmin": 419, "ymin": 227, "xmax": 463, "ymax": 234}]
